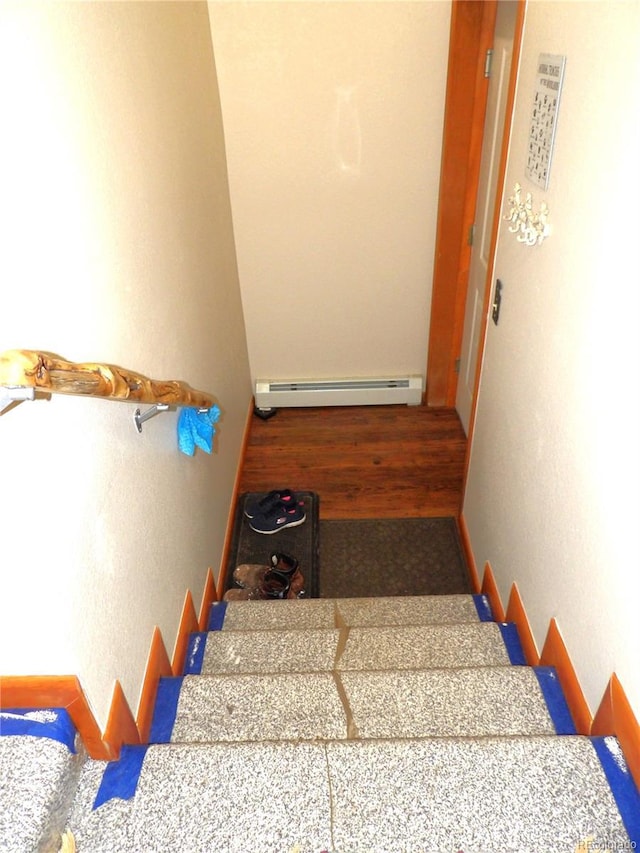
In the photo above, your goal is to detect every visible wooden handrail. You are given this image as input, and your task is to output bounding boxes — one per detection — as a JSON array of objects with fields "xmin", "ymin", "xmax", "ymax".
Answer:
[{"xmin": 0, "ymin": 349, "xmax": 214, "ymax": 410}]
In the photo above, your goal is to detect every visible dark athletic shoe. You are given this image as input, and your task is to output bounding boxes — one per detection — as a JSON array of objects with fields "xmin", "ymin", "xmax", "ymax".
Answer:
[
  {"xmin": 248, "ymin": 500, "xmax": 306, "ymax": 534},
  {"xmin": 244, "ymin": 489, "xmax": 297, "ymax": 519}
]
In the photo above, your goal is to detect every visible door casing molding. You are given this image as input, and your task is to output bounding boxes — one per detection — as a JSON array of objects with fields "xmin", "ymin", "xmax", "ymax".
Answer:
[{"xmin": 426, "ymin": 0, "xmax": 497, "ymax": 408}]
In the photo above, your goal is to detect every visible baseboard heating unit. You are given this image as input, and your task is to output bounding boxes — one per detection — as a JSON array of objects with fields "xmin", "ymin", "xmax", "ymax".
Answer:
[{"xmin": 254, "ymin": 376, "xmax": 423, "ymax": 409}]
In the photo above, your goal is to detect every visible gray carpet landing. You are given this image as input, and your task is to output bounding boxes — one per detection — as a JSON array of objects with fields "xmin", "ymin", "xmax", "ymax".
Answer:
[{"xmin": 319, "ymin": 517, "xmax": 471, "ymax": 598}]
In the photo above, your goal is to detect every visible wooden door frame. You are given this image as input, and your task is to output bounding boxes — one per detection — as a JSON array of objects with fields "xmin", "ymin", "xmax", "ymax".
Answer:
[{"xmin": 425, "ymin": 0, "xmax": 498, "ymax": 407}]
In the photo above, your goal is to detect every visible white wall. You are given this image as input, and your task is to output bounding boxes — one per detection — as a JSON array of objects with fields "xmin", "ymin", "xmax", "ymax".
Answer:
[
  {"xmin": 208, "ymin": 1, "xmax": 451, "ymax": 385},
  {"xmin": 0, "ymin": 1, "xmax": 251, "ymax": 729},
  {"xmin": 464, "ymin": 1, "xmax": 640, "ymax": 718}
]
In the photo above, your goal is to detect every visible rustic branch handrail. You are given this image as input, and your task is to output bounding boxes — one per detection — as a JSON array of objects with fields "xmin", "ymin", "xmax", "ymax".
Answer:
[{"xmin": 0, "ymin": 349, "xmax": 214, "ymax": 412}]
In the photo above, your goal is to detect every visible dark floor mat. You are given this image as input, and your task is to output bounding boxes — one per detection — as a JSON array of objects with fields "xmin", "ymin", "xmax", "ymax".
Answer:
[
  {"xmin": 318, "ymin": 517, "xmax": 471, "ymax": 598},
  {"xmin": 224, "ymin": 491, "xmax": 320, "ymax": 598}
]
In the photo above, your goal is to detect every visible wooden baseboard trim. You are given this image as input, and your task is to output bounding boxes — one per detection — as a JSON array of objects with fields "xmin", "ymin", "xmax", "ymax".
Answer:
[
  {"xmin": 457, "ymin": 514, "xmax": 481, "ymax": 593},
  {"xmin": 171, "ymin": 590, "xmax": 200, "ymax": 677},
  {"xmin": 198, "ymin": 567, "xmax": 216, "ymax": 632},
  {"xmin": 592, "ymin": 673, "xmax": 640, "ymax": 792},
  {"xmin": 540, "ymin": 618, "xmax": 592, "ymax": 735},
  {"xmin": 1, "ymin": 560, "xmax": 230, "ymax": 758},
  {"xmin": 215, "ymin": 396, "xmax": 255, "ymax": 603},
  {"xmin": 136, "ymin": 627, "xmax": 172, "ymax": 744},
  {"xmin": 481, "ymin": 561, "xmax": 506, "ymax": 623},
  {"xmin": 103, "ymin": 679, "xmax": 140, "ymax": 755},
  {"xmin": 460, "ymin": 521, "xmax": 640, "ymax": 768},
  {"xmin": 505, "ymin": 583, "xmax": 539, "ymax": 667},
  {"xmin": 0, "ymin": 675, "xmax": 114, "ymax": 760}
]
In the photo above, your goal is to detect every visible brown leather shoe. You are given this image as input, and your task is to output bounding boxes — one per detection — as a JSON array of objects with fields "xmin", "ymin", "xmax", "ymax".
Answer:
[{"xmin": 234, "ymin": 552, "xmax": 305, "ymax": 597}]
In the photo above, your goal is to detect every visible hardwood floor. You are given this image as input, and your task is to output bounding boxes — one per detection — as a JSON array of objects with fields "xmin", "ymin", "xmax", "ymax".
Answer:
[{"xmin": 239, "ymin": 405, "xmax": 467, "ymax": 519}]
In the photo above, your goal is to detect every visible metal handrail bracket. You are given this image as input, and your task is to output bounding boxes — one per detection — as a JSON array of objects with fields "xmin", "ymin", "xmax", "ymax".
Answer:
[
  {"xmin": 0, "ymin": 386, "xmax": 36, "ymax": 415},
  {"xmin": 133, "ymin": 403, "xmax": 170, "ymax": 433}
]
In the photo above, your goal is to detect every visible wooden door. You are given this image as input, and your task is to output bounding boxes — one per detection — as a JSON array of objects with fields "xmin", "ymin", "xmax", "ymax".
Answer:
[
  {"xmin": 425, "ymin": 0, "xmax": 497, "ymax": 408},
  {"xmin": 456, "ymin": 0, "xmax": 519, "ymax": 433},
  {"xmin": 426, "ymin": 0, "xmax": 525, "ymax": 413}
]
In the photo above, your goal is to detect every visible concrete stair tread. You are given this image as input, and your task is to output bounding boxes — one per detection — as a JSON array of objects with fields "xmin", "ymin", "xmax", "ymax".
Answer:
[
  {"xmin": 0, "ymin": 710, "xmax": 82, "ymax": 853},
  {"xmin": 153, "ymin": 665, "xmax": 572, "ymax": 744},
  {"xmin": 214, "ymin": 592, "xmax": 491, "ymax": 632},
  {"xmin": 337, "ymin": 621, "xmax": 514, "ymax": 670},
  {"xmin": 334, "ymin": 593, "xmax": 490, "ymax": 627},
  {"xmin": 195, "ymin": 620, "xmax": 515, "ymax": 676},
  {"xmin": 6, "ymin": 599, "xmax": 636, "ymax": 852},
  {"xmin": 195, "ymin": 626, "xmax": 341, "ymax": 675},
  {"xmin": 67, "ymin": 735, "xmax": 637, "ymax": 852}
]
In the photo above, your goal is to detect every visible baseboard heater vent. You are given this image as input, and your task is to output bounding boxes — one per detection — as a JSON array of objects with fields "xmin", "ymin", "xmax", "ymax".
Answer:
[{"xmin": 255, "ymin": 376, "xmax": 423, "ymax": 409}]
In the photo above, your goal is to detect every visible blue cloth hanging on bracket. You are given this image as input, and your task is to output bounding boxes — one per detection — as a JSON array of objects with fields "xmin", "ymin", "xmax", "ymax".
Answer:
[{"xmin": 177, "ymin": 405, "xmax": 221, "ymax": 456}]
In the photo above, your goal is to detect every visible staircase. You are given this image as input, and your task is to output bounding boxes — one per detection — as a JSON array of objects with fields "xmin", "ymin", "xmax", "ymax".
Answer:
[
  {"xmin": 3, "ymin": 594, "xmax": 640, "ymax": 851},
  {"xmin": 0, "ymin": 708, "xmax": 83, "ymax": 852}
]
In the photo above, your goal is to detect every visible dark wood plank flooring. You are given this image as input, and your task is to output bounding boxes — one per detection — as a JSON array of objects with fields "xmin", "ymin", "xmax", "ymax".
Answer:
[{"xmin": 239, "ymin": 405, "xmax": 467, "ymax": 519}]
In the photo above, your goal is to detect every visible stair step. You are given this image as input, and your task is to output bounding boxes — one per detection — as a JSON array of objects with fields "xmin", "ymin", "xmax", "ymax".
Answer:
[
  {"xmin": 338, "ymin": 622, "xmax": 518, "ymax": 670},
  {"xmin": 68, "ymin": 735, "xmax": 639, "ymax": 852},
  {"xmin": 341, "ymin": 666, "xmax": 573, "ymax": 740},
  {"xmin": 194, "ymin": 627, "xmax": 342, "ymax": 675},
  {"xmin": 0, "ymin": 709, "xmax": 82, "ymax": 853},
  {"xmin": 212, "ymin": 592, "xmax": 492, "ymax": 632},
  {"xmin": 191, "ymin": 621, "xmax": 517, "ymax": 677},
  {"xmin": 151, "ymin": 666, "xmax": 573, "ymax": 745}
]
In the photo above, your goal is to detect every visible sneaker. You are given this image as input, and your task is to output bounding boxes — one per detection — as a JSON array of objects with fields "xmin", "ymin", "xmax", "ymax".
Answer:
[
  {"xmin": 248, "ymin": 500, "xmax": 306, "ymax": 534},
  {"xmin": 244, "ymin": 489, "xmax": 297, "ymax": 519}
]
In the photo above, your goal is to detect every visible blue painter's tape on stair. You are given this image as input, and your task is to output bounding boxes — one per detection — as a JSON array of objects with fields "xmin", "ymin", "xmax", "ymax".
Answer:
[
  {"xmin": 184, "ymin": 632, "xmax": 207, "ymax": 675},
  {"xmin": 592, "ymin": 736, "xmax": 640, "ymax": 844},
  {"xmin": 0, "ymin": 708, "xmax": 76, "ymax": 753},
  {"xmin": 93, "ymin": 745, "xmax": 148, "ymax": 810},
  {"xmin": 208, "ymin": 601, "xmax": 227, "ymax": 631},
  {"xmin": 497, "ymin": 622, "xmax": 527, "ymax": 665},
  {"xmin": 149, "ymin": 677, "xmax": 183, "ymax": 744},
  {"xmin": 533, "ymin": 667, "xmax": 577, "ymax": 735},
  {"xmin": 472, "ymin": 594, "xmax": 494, "ymax": 622}
]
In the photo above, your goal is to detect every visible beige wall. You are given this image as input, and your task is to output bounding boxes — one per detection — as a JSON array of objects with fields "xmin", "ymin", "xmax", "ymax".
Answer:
[
  {"xmin": 464, "ymin": 1, "xmax": 640, "ymax": 718},
  {"xmin": 208, "ymin": 1, "xmax": 451, "ymax": 385},
  {"xmin": 0, "ymin": 1, "xmax": 251, "ymax": 729}
]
